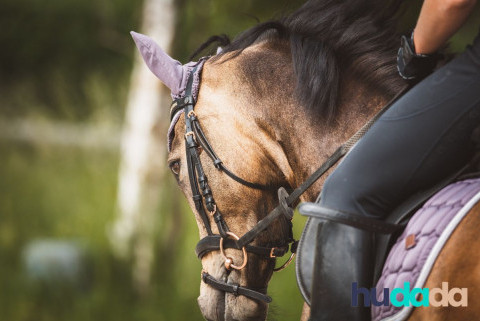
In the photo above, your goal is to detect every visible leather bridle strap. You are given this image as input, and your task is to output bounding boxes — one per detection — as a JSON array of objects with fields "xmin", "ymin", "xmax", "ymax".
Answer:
[
  {"xmin": 189, "ymin": 111, "xmax": 275, "ymax": 191},
  {"xmin": 173, "ymin": 64, "xmax": 296, "ymax": 304},
  {"xmin": 173, "ymin": 59, "xmax": 409, "ymax": 304},
  {"xmin": 182, "ymin": 95, "xmax": 215, "ymax": 236},
  {"xmin": 201, "ymin": 272, "xmax": 272, "ymax": 303},
  {"xmin": 185, "ymin": 99, "xmax": 234, "ymax": 237},
  {"xmin": 195, "ymin": 235, "xmax": 290, "ymax": 259},
  {"xmin": 235, "ymin": 86, "xmax": 410, "ymax": 249}
]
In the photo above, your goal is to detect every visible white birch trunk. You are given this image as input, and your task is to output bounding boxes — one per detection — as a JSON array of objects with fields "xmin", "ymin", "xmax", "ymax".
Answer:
[{"xmin": 110, "ymin": 0, "xmax": 176, "ymax": 293}]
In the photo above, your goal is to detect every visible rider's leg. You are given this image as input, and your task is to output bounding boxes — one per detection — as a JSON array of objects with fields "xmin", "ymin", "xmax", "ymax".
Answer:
[
  {"xmin": 321, "ymin": 33, "xmax": 480, "ymax": 218},
  {"xmin": 305, "ymin": 33, "xmax": 480, "ymax": 321},
  {"xmin": 308, "ymin": 221, "xmax": 375, "ymax": 321}
]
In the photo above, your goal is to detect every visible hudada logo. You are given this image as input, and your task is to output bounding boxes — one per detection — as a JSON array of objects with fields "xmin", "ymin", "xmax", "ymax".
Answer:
[{"xmin": 352, "ymin": 282, "xmax": 468, "ymax": 307}]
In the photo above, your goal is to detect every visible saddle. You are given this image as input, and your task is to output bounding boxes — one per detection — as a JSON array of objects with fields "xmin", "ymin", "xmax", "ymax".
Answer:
[
  {"xmin": 372, "ymin": 177, "xmax": 480, "ymax": 320},
  {"xmin": 295, "ymin": 160, "xmax": 480, "ymax": 308}
]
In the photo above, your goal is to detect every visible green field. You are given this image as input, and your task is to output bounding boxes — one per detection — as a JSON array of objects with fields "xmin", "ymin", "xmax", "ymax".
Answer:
[
  {"xmin": 1, "ymin": 0, "xmax": 478, "ymax": 319},
  {"xmin": 0, "ymin": 138, "xmax": 306, "ymax": 320}
]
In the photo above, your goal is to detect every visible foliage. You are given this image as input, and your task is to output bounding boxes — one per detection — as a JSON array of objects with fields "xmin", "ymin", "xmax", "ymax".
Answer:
[
  {"xmin": 0, "ymin": 140, "xmax": 190, "ymax": 320},
  {"xmin": 173, "ymin": 0, "xmax": 304, "ymax": 61},
  {"xmin": 1, "ymin": 0, "xmax": 477, "ymax": 120},
  {"xmin": 0, "ymin": 0, "xmax": 142, "ymax": 121},
  {"xmin": 0, "ymin": 138, "xmax": 306, "ymax": 320},
  {"xmin": 1, "ymin": 0, "xmax": 479, "ymax": 320}
]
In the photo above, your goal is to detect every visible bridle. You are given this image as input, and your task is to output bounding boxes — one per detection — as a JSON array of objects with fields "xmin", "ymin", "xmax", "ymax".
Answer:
[
  {"xmin": 169, "ymin": 62, "xmax": 408, "ymax": 304},
  {"xmin": 170, "ymin": 64, "xmax": 298, "ymax": 303}
]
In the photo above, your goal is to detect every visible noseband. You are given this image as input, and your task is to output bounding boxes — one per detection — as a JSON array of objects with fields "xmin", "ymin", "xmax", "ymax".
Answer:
[{"xmin": 169, "ymin": 62, "xmax": 408, "ymax": 304}]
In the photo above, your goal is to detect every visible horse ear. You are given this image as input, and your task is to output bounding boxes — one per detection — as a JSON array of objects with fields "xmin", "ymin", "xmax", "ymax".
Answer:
[{"xmin": 130, "ymin": 31, "xmax": 188, "ymax": 96}]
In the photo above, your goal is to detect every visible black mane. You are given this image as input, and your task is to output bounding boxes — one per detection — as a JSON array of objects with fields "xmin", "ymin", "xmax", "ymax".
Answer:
[{"xmin": 198, "ymin": 0, "xmax": 409, "ymax": 119}]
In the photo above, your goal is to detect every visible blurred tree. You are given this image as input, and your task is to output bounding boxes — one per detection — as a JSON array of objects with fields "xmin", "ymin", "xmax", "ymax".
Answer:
[
  {"xmin": 110, "ymin": 0, "xmax": 178, "ymax": 294},
  {"xmin": 1, "ymin": 0, "xmax": 478, "ymax": 320},
  {"xmin": 109, "ymin": 0, "xmax": 305, "ymax": 296},
  {"xmin": 0, "ymin": 0, "xmax": 141, "ymax": 121}
]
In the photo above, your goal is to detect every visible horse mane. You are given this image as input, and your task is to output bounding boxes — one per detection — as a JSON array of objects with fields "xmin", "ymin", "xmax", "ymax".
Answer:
[{"xmin": 197, "ymin": 0, "xmax": 409, "ymax": 119}]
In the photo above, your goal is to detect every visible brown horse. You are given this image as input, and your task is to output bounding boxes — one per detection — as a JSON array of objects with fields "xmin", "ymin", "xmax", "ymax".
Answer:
[{"xmin": 133, "ymin": 0, "xmax": 480, "ymax": 320}]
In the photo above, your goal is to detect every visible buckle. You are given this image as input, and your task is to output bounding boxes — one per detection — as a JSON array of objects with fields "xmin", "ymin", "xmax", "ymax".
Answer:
[
  {"xmin": 219, "ymin": 232, "xmax": 248, "ymax": 270},
  {"xmin": 270, "ymin": 247, "xmax": 278, "ymax": 258},
  {"xmin": 185, "ymin": 131, "xmax": 195, "ymax": 139}
]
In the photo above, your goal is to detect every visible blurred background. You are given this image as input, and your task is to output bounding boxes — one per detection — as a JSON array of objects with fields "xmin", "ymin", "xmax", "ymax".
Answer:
[{"xmin": 0, "ymin": 0, "xmax": 478, "ymax": 320}]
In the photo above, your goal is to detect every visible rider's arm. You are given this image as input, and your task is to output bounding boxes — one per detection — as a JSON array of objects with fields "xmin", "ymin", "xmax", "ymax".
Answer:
[{"xmin": 414, "ymin": 0, "xmax": 477, "ymax": 54}]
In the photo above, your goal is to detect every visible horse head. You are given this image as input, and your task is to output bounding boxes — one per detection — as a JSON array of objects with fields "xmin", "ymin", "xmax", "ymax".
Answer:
[
  {"xmin": 131, "ymin": 0, "xmax": 408, "ymax": 316},
  {"xmin": 132, "ymin": 32, "xmax": 299, "ymax": 320}
]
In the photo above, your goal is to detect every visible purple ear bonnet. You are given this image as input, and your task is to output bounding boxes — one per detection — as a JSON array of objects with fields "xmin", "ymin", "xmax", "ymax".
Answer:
[
  {"xmin": 130, "ymin": 31, "xmax": 207, "ymax": 151},
  {"xmin": 167, "ymin": 60, "xmax": 205, "ymax": 151}
]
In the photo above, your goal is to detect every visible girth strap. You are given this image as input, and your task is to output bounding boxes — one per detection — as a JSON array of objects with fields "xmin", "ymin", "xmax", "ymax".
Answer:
[{"xmin": 201, "ymin": 272, "xmax": 272, "ymax": 303}]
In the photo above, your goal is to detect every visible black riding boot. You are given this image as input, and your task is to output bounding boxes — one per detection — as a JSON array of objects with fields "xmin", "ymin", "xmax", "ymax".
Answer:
[{"xmin": 299, "ymin": 205, "xmax": 376, "ymax": 321}]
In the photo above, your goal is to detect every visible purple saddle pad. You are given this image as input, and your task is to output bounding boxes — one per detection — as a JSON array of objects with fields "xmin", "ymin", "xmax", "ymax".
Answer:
[{"xmin": 372, "ymin": 178, "xmax": 480, "ymax": 321}]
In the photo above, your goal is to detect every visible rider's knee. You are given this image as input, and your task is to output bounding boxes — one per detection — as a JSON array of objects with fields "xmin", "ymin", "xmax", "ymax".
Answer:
[{"xmin": 321, "ymin": 167, "xmax": 384, "ymax": 217}]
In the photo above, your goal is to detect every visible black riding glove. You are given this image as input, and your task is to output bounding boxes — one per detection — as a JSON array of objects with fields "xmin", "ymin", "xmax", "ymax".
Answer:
[{"xmin": 397, "ymin": 33, "xmax": 439, "ymax": 81}]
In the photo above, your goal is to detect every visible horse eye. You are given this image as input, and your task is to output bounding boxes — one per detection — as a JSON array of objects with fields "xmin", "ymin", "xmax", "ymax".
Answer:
[{"xmin": 169, "ymin": 160, "xmax": 181, "ymax": 176}]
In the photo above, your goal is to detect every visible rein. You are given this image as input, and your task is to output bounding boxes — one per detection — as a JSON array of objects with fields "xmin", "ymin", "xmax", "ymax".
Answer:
[{"xmin": 170, "ymin": 63, "xmax": 409, "ymax": 304}]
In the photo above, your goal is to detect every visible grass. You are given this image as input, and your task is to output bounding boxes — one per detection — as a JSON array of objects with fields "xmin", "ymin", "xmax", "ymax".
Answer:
[{"xmin": 0, "ymin": 137, "xmax": 306, "ymax": 321}]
